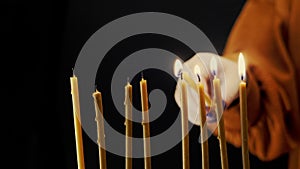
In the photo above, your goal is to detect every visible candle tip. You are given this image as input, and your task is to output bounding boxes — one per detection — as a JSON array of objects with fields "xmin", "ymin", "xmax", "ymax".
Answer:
[
  {"xmin": 174, "ymin": 59, "xmax": 183, "ymax": 78},
  {"xmin": 127, "ymin": 77, "xmax": 130, "ymax": 85},
  {"xmin": 210, "ymin": 57, "xmax": 218, "ymax": 76},
  {"xmin": 72, "ymin": 68, "xmax": 76, "ymax": 77},
  {"xmin": 197, "ymin": 74, "xmax": 201, "ymax": 82},
  {"xmin": 194, "ymin": 65, "xmax": 201, "ymax": 82}
]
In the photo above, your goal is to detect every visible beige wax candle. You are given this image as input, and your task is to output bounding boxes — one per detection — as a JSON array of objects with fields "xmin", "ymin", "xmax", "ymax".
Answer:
[
  {"xmin": 194, "ymin": 65, "xmax": 209, "ymax": 169},
  {"xmin": 238, "ymin": 53, "xmax": 250, "ymax": 169},
  {"xmin": 211, "ymin": 58, "xmax": 228, "ymax": 169},
  {"xmin": 180, "ymin": 76, "xmax": 190, "ymax": 169},
  {"xmin": 70, "ymin": 73, "xmax": 85, "ymax": 169},
  {"xmin": 93, "ymin": 90, "xmax": 107, "ymax": 169},
  {"xmin": 140, "ymin": 77, "xmax": 151, "ymax": 169},
  {"xmin": 124, "ymin": 82, "xmax": 133, "ymax": 169}
]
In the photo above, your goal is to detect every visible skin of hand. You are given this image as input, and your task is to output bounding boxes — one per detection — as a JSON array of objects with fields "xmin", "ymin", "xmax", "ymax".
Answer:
[{"xmin": 174, "ymin": 52, "xmax": 240, "ymax": 129}]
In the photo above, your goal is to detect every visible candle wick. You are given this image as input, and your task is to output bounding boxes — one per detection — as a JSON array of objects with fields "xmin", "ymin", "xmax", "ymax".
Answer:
[
  {"xmin": 95, "ymin": 84, "xmax": 97, "ymax": 92},
  {"xmin": 212, "ymin": 70, "xmax": 216, "ymax": 76},
  {"xmin": 241, "ymin": 75, "xmax": 244, "ymax": 81},
  {"xmin": 197, "ymin": 74, "xmax": 201, "ymax": 82},
  {"xmin": 127, "ymin": 77, "xmax": 130, "ymax": 84},
  {"xmin": 177, "ymin": 69, "xmax": 182, "ymax": 79},
  {"xmin": 141, "ymin": 72, "xmax": 144, "ymax": 79},
  {"xmin": 72, "ymin": 68, "xmax": 76, "ymax": 77},
  {"xmin": 180, "ymin": 72, "xmax": 183, "ymax": 80}
]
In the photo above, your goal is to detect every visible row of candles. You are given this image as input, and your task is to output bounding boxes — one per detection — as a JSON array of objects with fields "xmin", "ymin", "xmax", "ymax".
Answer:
[{"xmin": 70, "ymin": 53, "xmax": 250, "ymax": 169}]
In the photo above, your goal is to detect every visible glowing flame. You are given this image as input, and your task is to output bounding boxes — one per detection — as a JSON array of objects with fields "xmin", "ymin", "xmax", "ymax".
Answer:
[
  {"xmin": 238, "ymin": 52, "xmax": 246, "ymax": 81},
  {"xmin": 210, "ymin": 57, "xmax": 217, "ymax": 76},
  {"xmin": 194, "ymin": 65, "xmax": 201, "ymax": 82},
  {"xmin": 174, "ymin": 59, "xmax": 183, "ymax": 78}
]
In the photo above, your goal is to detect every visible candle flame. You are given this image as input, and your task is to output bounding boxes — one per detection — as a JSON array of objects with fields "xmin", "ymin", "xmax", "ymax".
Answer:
[
  {"xmin": 210, "ymin": 57, "xmax": 217, "ymax": 76},
  {"xmin": 174, "ymin": 59, "xmax": 183, "ymax": 78},
  {"xmin": 194, "ymin": 65, "xmax": 201, "ymax": 82},
  {"xmin": 238, "ymin": 52, "xmax": 246, "ymax": 81}
]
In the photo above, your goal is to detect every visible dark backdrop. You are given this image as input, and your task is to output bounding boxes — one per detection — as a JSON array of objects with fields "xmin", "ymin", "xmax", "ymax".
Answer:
[{"xmin": 3, "ymin": 0, "xmax": 289, "ymax": 169}]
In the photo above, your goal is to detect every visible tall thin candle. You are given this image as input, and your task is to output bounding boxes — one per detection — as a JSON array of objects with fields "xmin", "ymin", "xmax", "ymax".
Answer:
[
  {"xmin": 174, "ymin": 59, "xmax": 190, "ymax": 169},
  {"xmin": 70, "ymin": 72, "xmax": 85, "ymax": 169},
  {"xmin": 238, "ymin": 53, "xmax": 250, "ymax": 169},
  {"xmin": 194, "ymin": 65, "xmax": 209, "ymax": 169},
  {"xmin": 93, "ymin": 89, "xmax": 107, "ymax": 169},
  {"xmin": 124, "ymin": 81, "xmax": 133, "ymax": 169},
  {"xmin": 140, "ymin": 77, "xmax": 151, "ymax": 169},
  {"xmin": 181, "ymin": 75, "xmax": 190, "ymax": 169},
  {"xmin": 210, "ymin": 58, "xmax": 228, "ymax": 169}
]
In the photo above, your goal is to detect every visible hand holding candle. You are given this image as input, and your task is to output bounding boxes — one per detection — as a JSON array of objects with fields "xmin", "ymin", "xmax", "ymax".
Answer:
[
  {"xmin": 174, "ymin": 59, "xmax": 212, "ymax": 107},
  {"xmin": 174, "ymin": 53, "xmax": 240, "ymax": 126},
  {"xmin": 238, "ymin": 53, "xmax": 250, "ymax": 169}
]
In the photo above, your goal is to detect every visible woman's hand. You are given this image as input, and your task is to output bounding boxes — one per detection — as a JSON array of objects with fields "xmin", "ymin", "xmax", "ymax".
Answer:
[{"xmin": 174, "ymin": 52, "xmax": 240, "ymax": 127}]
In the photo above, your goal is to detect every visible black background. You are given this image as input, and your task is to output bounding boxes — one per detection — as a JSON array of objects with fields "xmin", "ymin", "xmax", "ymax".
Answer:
[{"xmin": 3, "ymin": 0, "xmax": 289, "ymax": 168}]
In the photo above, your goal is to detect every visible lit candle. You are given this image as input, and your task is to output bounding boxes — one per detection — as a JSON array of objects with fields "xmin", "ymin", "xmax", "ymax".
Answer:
[
  {"xmin": 124, "ymin": 80, "xmax": 133, "ymax": 169},
  {"xmin": 210, "ymin": 58, "xmax": 228, "ymax": 169},
  {"xmin": 174, "ymin": 59, "xmax": 190, "ymax": 169},
  {"xmin": 70, "ymin": 72, "xmax": 85, "ymax": 169},
  {"xmin": 238, "ymin": 53, "xmax": 250, "ymax": 169},
  {"xmin": 194, "ymin": 65, "xmax": 209, "ymax": 169},
  {"xmin": 93, "ymin": 89, "xmax": 107, "ymax": 169},
  {"xmin": 140, "ymin": 76, "xmax": 151, "ymax": 169}
]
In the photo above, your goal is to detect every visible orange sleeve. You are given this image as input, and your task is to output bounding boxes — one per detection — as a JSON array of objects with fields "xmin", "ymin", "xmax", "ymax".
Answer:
[{"xmin": 222, "ymin": 0, "xmax": 300, "ymax": 161}]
